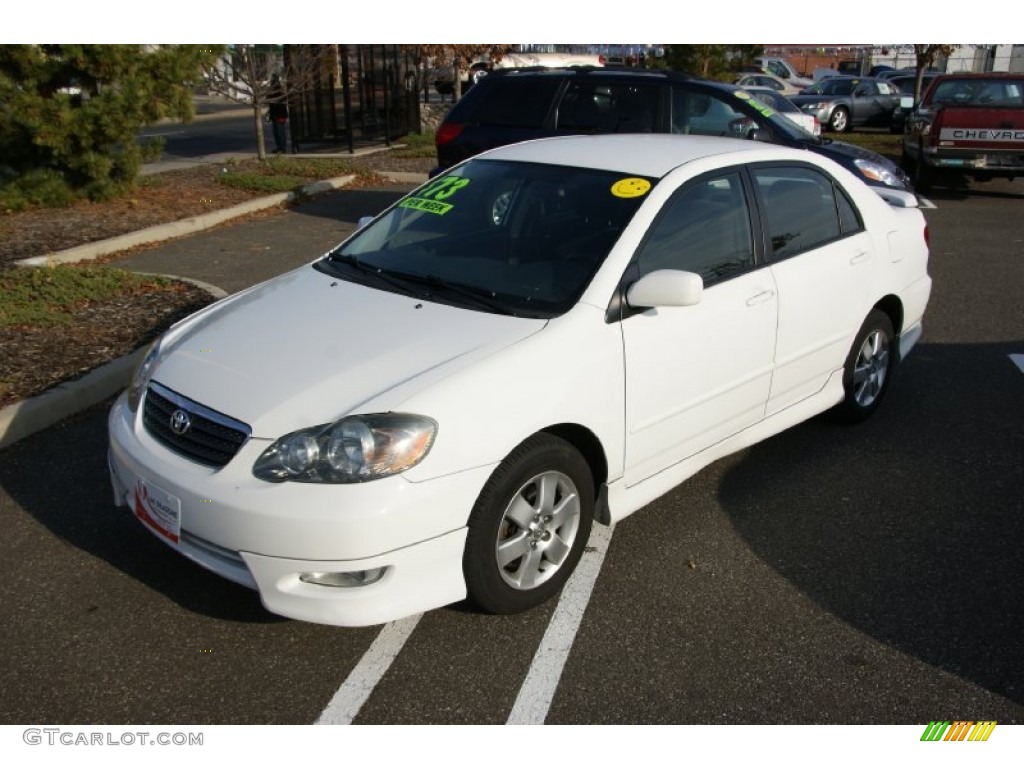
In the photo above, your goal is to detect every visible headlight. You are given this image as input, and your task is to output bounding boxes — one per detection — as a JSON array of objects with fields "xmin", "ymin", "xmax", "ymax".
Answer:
[
  {"xmin": 853, "ymin": 159, "xmax": 903, "ymax": 188},
  {"xmin": 253, "ymin": 413, "xmax": 438, "ymax": 483},
  {"xmin": 803, "ymin": 102, "xmax": 826, "ymax": 111},
  {"xmin": 127, "ymin": 339, "xmax": 163, "ymax": 412}
]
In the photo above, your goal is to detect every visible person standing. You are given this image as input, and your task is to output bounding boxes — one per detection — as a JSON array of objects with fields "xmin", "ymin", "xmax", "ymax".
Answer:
[{"xmin": 267, "ymin": 78, "xmax": 289, "ymax": 155}]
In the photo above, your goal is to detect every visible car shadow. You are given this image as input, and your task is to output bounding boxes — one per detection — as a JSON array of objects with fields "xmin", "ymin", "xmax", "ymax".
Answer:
[
  {"xmin": 288, "ymin": 186, "xmax": 414, "ymax": 224},
  {"xmin": 719, "ymin": 341, "xmax": 1024, "ymax": 706},
  {"xmin": 919, "ymin": 177, "xmax": 1023, "ymax": 202},
  {"xmin": 0, "ymin": 399, "xmax": 282, "ymax": 624}
]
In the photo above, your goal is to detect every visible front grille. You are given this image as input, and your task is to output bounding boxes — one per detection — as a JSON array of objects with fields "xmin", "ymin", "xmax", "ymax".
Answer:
[{"xmin": 143, "ymin": 382, "xmax": 251, "ymax": 468}]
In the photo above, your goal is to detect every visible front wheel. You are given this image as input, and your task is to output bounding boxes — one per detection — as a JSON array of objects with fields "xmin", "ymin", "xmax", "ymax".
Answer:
[
  {"xmin": 833, "ymin": 310, "xmax": 895, "ymax": 423},
  {"xmin": 828, "ymin": 107, "xmax": 850, "ymax": 133},
  {"xmin": 463, "ymin": 434, "xmax": 594, "ymax": 614}
]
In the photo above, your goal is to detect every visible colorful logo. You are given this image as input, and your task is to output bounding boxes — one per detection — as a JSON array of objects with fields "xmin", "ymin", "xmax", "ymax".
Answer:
[{"xmin": 920, "ymin": 721, "xmax": 996, "ymax": 742}]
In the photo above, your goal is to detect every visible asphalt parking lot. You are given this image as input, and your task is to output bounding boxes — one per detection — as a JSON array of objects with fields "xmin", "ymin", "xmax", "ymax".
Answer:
[{"xmin": 0, "ymin": 178, "xmax": 1021, "ymax": 727}]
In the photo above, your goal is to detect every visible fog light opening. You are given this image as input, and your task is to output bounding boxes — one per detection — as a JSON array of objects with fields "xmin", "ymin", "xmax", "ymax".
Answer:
[{"xmin": 299, "ymin": 567, "xmax": 388, "ymax": 588}]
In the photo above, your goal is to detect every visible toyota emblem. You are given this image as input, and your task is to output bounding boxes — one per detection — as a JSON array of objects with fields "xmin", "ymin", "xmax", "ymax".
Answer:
[{"xmin": 170, "ymin": 409, "xmax": 192, "ymax": 435}]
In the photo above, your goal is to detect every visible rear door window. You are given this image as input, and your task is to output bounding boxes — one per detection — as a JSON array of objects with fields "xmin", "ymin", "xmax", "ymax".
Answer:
[{"xmin": 753, "ymin": 166, "xmax": 860, "ymax": 260}]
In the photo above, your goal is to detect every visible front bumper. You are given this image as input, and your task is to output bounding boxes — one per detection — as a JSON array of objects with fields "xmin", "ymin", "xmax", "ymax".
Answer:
[{"xmin": 108, "ymin": 392, "xmax": 494, "ymax": 626}]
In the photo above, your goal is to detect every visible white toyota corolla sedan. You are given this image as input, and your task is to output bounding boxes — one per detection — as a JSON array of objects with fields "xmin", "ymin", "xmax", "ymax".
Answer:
[{"xmin": 108, "ymin": 134, "xmax": 932, "ymax": 627}]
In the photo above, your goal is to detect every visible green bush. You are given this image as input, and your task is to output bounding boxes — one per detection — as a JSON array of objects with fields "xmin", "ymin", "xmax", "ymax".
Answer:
[{"xmin": 0, "ymin": 169, "xmax": 79, "ymax": 212}]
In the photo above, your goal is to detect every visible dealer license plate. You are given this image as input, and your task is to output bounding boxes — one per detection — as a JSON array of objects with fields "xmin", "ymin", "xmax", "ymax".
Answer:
[{"xmin": 133, "ymin": 479, "xmax": 182, "ymax": 545}]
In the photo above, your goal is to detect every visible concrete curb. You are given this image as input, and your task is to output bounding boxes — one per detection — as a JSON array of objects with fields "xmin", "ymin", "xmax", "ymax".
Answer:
[
  {"xmin": 0, "ymin": 277, "xmax": 229, "ymax": 451},
  {"xmin": 0, "ymin": 349, "xmax": 145, "ymax": 450},
  {"xmin": 15, "ymin": 175, "xmax": 358, "ymax": 268}
]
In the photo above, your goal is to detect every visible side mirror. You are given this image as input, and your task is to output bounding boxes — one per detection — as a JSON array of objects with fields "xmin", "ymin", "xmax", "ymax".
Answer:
[{"xmin": 626, "ymin": 270, "xmax": 703, "ymax": 309}]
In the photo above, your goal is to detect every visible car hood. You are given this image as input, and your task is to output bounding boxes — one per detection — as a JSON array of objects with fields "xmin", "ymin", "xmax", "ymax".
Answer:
[
  {"xmin": 150, "ymin": 265, "xmax": 546, "ymax": 437},
  {"xmin": 812, "ymin": 137, "xmax": 899, "ymax": 168},
  {"xmin": 801, "ymin": 137, "xmax": 912, "ymax": 191}
]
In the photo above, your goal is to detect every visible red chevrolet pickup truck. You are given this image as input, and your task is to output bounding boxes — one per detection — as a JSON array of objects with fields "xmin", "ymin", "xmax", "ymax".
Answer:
[{"xmin": 902, "ymin": 73, "xmax": 1024, "ymax": 192}]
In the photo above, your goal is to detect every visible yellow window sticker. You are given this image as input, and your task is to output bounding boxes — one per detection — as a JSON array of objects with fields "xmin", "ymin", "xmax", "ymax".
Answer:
[
  {"xmin": 400, "ymin": 176, "xmax": 471, "ymax": 215},
  {"xmin": 734, "ymin": 90, "xmax": 752, "ymax": 100},
  {"xmin": 611, "ymin": 178, "xmax": 651, "ymax": 198}
]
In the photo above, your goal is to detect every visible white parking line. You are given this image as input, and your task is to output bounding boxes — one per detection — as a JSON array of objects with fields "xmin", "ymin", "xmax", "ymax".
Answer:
[
  {"xmin": 918, "ymin": 197, "xmax": 937, "ymax": 209},
  {"xmin": 507, "ymin": 523, "xmax": 615, "ymax": 725},
  {"xmin": 1011, "ymin": 354, "xmax": 1024, "ymax": 374},
  {"xmin": 315, "ymin": 613, "xmax": 422, "ymax": 725}
]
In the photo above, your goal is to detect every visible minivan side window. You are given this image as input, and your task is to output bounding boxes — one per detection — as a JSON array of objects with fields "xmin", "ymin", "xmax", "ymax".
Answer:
[
  {"xmin": 634, "ymin": 171, "xmax": 754, "ymax": 286},
  {"xmin": 754, "ymin": 166, "xmax": 861, "ymax": 260},
  {"xmin": 556, "ymin": 82, "xmax": 661, "ymax": 133},
  {"xmin": 672, "ymin": 86, "xmax": 762, "ymax": 138},
  {"xmin": 474, "ymin": 79, "xmax": 562, "ymax": 128}
]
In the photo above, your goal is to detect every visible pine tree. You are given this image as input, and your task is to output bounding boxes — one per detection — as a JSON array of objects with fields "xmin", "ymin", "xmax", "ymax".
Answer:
[{"xmin": 0, "ymin": 44, "xmax": 221, "ymax": 208}]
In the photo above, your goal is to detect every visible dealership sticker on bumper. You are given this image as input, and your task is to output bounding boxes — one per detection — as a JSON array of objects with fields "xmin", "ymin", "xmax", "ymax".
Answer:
[{"xmin": 134, "ymin": 480, "xmax": 182, "ymax": 544}]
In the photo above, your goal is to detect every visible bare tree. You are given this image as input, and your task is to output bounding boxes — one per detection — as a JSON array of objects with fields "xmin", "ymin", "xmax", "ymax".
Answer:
[
  {"xmin": 913, "ymin": 44, "xmax": 958, "ymax": 100},
  {"xmin": 203, "ymin": 44, "xmax": 335, "ymax": 160},
  {"xmin": 401, "ymin": 45, "xmax": 513, "ymax": 102}
]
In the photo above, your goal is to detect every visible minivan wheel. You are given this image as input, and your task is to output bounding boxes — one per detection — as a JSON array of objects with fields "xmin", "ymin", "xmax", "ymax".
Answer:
[
  {"xmin": 833, "ymin": 309, "xmax": 895, "ymax": 423},
  {"xmin": 463, "ymin": 434, "xmax": 594, "ymax": 614}
]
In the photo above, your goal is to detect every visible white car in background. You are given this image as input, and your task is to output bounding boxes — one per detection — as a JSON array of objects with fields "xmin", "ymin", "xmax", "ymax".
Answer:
[
  {"xmin": 109, "ymin": 134, "xmax": 931, "ymax": 627},
  {"xmin": 742, "ymin": 85, "xmax": 821, "ymax": 136},
  {"xmin": 734, "ymin": 73, "xmax": 801, "ymax": 96}
]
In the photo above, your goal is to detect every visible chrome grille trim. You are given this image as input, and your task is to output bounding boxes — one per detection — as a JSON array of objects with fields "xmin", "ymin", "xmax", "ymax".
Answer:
[{"xmin": 143, "ymin": 382, "xmax": 251, "ymax": 468}]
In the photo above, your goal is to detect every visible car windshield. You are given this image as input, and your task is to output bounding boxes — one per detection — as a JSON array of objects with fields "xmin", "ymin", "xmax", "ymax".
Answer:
[
  {"xmin": 323, "ymin": 159, "xmax": 657, "ymax": 318},
  {"xmin": 804, "ymin": 78, "xmax": 857, "ymax": 96},
  {"xmin": 930, "ymin": 78, "xmax": 1024, "ymax": 108}
]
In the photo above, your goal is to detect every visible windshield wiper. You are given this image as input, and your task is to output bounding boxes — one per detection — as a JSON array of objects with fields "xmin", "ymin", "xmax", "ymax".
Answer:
[
  {"xmin": 393, "ymin": 272, "xmax": 511, "ymax": 314},
  {"xmin": 323, "ymin": 253, "xmax": 432, "ymax": 298}
]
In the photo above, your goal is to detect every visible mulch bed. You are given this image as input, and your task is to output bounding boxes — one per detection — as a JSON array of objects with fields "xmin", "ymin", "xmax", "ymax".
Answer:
[{"xmin": 0, "ymin": 152, "xmax": 434, "ymax": 411}]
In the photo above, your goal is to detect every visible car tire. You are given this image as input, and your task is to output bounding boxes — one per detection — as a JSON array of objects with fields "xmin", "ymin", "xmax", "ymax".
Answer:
[
  {"xmin": 833, "ymin": 309, "xmax": 895, "ymax": 423},
  {"xmin": 913, "ymin": 150, "xmax": 934, "ymax": 193},
  {"xmin": 463, "ymin": 433, "xmax": 594, "ymax": 615},
  {"xmin": 828, "ymin": 107, "xmax": 850, "ymax": 132}
]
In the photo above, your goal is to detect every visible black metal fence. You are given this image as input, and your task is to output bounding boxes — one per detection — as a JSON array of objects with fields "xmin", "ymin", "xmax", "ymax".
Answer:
[{"xmin": 284, "ymin": 44, "xmax": 420, "ymax": 153}]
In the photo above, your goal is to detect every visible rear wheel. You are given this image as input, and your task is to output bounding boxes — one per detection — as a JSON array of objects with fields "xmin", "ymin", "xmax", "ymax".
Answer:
[
  {"xmin": 833, "ymin": 310, "xmax": 895, "ymax": 423},
  {"xmin": 463, "ymin": 434, "xmax": 594, "ymax": 614}
]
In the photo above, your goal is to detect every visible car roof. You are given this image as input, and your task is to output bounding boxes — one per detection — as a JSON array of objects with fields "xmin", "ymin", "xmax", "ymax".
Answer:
[
  {"xmin": 930, "ymin": 72, "xmax": 1021, "ymax": 80},
  {"xmin": 472, "ymin": 134, "xmax": 805, "ymax": 178}
]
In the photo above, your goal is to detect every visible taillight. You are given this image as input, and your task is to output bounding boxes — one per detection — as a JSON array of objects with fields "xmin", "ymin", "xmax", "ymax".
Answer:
[
  {"xmin": 435, "ymin": 122, "xmax": 464, "ymax": 146},
  {"xmin": 923, "ymin": 224, "xmax": 930, "ymax": 248}
]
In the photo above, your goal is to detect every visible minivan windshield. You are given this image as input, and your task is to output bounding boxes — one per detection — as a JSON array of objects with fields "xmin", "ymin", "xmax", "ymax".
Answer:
[{"xmin": 325, "ymin": 159, "xmax": 656, "ymax": 318}]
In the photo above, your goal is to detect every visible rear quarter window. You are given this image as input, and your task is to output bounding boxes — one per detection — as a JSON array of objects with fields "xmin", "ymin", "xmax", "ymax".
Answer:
[{"xmin": 471, "ymin": 79, "xmax": 563, "ymax": 128}]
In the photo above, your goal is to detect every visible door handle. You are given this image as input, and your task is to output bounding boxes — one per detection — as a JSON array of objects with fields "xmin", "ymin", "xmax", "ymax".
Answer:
[
  {"xmin": 746, "ymin": 290, "xmax": 775, "ymax": 307},
  {"xmin": 850, "ymin": 250, "xmax": 870, "ymax": 265}
]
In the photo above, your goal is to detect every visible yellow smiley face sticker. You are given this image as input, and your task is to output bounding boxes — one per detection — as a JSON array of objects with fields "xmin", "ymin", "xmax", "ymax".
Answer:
[{"xmin": 611, "ymin": 177, "xmax": 651, "ymax": 199}]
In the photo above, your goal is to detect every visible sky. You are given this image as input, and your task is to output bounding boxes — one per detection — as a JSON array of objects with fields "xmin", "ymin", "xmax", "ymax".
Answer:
[{"xmin": 2, "ymin": 2, "xmax": 989, "ymax": 45}]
